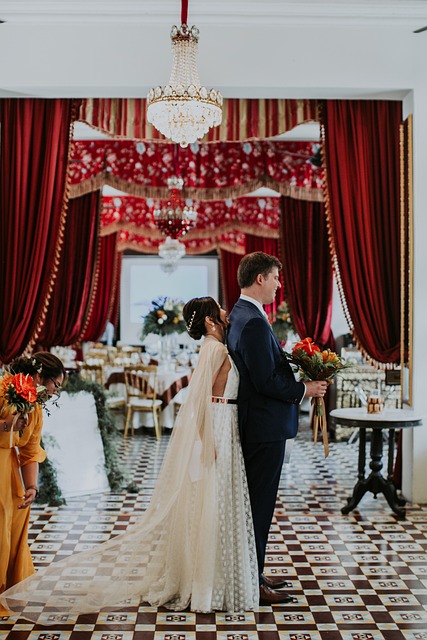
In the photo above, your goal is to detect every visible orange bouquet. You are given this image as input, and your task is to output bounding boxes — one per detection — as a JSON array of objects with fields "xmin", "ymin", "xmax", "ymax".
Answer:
[
  {"xmin": 0, "ymin": 372, "xmax": 47, "ymax": 443},
  {"xmin": 285, "ymin": 337, "xmax": 350, "ymax": 456}
]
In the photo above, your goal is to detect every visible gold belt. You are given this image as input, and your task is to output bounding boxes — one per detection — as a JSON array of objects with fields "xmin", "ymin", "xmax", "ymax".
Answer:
[{"xmin": 211, "ymin": 397, "xmax": 238, "ymax": 404}]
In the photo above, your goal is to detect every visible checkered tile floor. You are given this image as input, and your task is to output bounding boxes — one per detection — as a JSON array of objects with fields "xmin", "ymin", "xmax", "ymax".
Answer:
[{"xmin": 1, "ymin": 417, "xmax": 427, "ymax": 640}]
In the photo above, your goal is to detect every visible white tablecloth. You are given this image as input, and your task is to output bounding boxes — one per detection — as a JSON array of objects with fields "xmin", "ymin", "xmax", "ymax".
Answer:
[{"xmin": 105, "ymin": 364, "xmax": 191, "ymax": 429}]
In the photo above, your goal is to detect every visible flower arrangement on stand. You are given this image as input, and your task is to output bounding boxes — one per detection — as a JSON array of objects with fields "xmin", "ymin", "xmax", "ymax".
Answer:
[
  {"xmin": 285, "ymin": 337, "xmax": 350, "ymax": 457},
  {"xmin": 269, "ymin": 301, "xmax": 295, "ymax": 346},
  {"xmin": 141, "ymin": 296, "xmax": 186, "ymax": 339}
]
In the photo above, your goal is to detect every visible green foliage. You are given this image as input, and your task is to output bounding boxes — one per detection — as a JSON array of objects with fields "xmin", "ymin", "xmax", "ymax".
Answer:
[
  {"xmin": 269, "ymin": 301, "xmax": 295, "ymax": 344},
  {"xmin": 38, "ymin": 435, "xmax": 66, "ymax": 506},
  {"xmin": 141, "ymin": 296, "xmax": 186, "ymax": 338},
  {"xmin": 285, "ymin": 346, "xmax": 350, "ymax": 382}
]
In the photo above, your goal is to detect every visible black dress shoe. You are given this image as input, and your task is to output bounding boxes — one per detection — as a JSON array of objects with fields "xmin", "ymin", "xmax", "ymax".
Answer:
[
  {"xmin": 259, "ymin": 583, "xmax": 293, "ymax": 605},
  {"xmin": 262, "ymin": 574, "xmax": 288, "ymax": 589}
]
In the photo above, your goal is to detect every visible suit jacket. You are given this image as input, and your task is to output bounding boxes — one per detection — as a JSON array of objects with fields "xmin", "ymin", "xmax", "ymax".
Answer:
[{"xmin": 227, "ymin": 298, "xmax": 305, "ymax": 443}]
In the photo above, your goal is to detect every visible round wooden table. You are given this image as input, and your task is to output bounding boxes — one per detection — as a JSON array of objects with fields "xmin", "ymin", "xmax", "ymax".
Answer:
[{"xmin": 329, "ymin": 407, "xmax": 422, "ymax": 519}]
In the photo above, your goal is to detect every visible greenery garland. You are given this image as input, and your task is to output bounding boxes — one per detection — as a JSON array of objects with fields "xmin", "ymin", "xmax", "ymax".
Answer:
[
  {"xmin": 36, "ymin": 372, "xmax": 128, "ymax": 505},
  {"xmin": 38, "ymin": 435, "xmax": 66, "ymax": 506}
]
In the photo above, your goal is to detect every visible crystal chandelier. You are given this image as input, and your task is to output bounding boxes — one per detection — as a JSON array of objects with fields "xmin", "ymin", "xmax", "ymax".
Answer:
[
  {"xmin": 154, "ymin": 175, "xmax": 197, "ymax": 272},
  {"xmin": 146, "ymin": 0, "xmax": 223, "ymax": 147},
  {"xmin": 158, "ymin": 237, "xmax": 186, "ymax": 274},
  {"xmin": 153, "ymin": 176, "xmax": 197, "ymax": 239}
]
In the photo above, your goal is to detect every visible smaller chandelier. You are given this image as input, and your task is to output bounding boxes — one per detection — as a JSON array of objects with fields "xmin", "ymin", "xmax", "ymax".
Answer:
[
  {"xmin": 153, "ymin": 176, "xmax": 197, "ymax": 239},
  {"xmin": 158, "ymin": 237, "xmax": 186, "ymax": 274},
  {"xmin": 147, "ymin": 19, "xmax": 223, "ymax": 147}
]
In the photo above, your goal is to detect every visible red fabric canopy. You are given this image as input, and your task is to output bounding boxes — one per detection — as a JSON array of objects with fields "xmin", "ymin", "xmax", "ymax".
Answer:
[
  {"xmin": 79, "ymin": 98, "xmax": 318, "ymax": 142},
  {"xmin": 101, "ymin": 195, "xmax": 280, "ymax": 241},
  {"xmin": 69, "ymin": 140, "xmax": 323, "ymax": 202}
]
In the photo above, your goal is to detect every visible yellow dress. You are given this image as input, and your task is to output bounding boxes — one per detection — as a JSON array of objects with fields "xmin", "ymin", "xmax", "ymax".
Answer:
[{"xmin": 0, "ymin": 403, "xmax": 46, "ymax": 601}]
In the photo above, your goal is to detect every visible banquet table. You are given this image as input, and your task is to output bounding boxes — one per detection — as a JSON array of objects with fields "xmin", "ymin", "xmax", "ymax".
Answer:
[{"xmin": 105, "ymin": 364, "xmax": 192, "ymax": 429}]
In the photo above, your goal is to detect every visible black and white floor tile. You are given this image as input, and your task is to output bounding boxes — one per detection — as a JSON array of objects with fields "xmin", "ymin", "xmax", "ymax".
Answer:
[{"xmin": 1, "ymin": 417, "xmax": 426, "ymax": 640}]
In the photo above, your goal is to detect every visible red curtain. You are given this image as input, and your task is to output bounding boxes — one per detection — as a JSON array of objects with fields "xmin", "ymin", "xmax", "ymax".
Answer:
[
  {"xmin": 219, "ymin": 249, "xmax": 242, "ymax": 313},
  {"xmin": 81, "ymin": 234, "xmax": 120, "ymax": 342},
  {"xmin": 322, "ymin": 100, "xmax": 402, "ymax": 364},
  {"xmin": 38, "ymin": 191, "xmax": 101, "ymax": 348},
  {"xmin": 279, "ymin": 197, "xmax": 334, "ymax": 349},
  {"xmin": 0, "ymin": 98, "xmax": 76, "ymax": 363},
  {"xmin": 108, "ymin": 251, "xmax": 122, "ymax": 327},
  {"xmin": 245, "ymin": 234, "xmax": 284, "ymax": 317}
]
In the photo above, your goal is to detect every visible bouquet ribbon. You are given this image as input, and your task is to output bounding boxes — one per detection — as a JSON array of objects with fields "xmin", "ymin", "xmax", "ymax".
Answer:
[{"xmin": 311, "ymin": 396, "xmax": 329, "ymax": 458}]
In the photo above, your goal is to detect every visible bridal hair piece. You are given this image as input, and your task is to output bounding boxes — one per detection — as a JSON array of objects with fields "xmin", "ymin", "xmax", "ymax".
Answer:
[{"xmin": 186, "ymin": 310, "xmax": 196, "ymax": 333}]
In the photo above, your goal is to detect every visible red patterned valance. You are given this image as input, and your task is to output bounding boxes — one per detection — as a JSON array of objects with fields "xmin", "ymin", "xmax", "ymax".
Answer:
[
  {"xmin": 117, "ymin": 230, "xmax": 246, "ymax": 255},
  {"xmin": 101, "ymin": 195, "xmax": 280, "ymax": 241},
  {"xmin": 79, "ymin": 98, "xmax": 319, "ymax": 143},
  {"xmin": 69, "ymin": 140, "xmax": 323, "ymax": 202}
]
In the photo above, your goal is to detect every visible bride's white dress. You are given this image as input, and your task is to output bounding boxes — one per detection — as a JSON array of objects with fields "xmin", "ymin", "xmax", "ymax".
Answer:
[{"xmin": 0, "ymin": 337, "xmax": 259, "ymax": 621}]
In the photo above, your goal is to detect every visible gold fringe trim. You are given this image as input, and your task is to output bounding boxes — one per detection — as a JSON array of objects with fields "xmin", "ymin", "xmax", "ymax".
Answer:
[
  {"xmin": 76, "ymin": 174, "xmax": 324, "ymax": 203},
  {"xmin": 106, "ymin": 235, "xmax": 120, "ymax": 326},
  {"xmin": 69, "ymin": 174, "xmax": 106, "ymax": 199},
  {"xmin": 26, "ymin": 100, "xmax": 79, "ymax": 353},
  {"xmin": 117, "ymin": 238, "xmax": 244, "ymax": 255},
  {"xmin": 264, "ymin": 177, "xmax": 324, "ymax": 202},
  {"xmin": 109, "ymin": 247, "xmax": 122, "ymax": 326},
  {"xmin": 78, "ymin": 193, "xmax": 103, "ymax": 341}
]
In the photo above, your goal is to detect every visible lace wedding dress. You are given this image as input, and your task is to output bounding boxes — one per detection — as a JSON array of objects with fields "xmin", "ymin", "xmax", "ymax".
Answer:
[{"xmin": 0, "ymin": 337, "xmax": 259, "ymax": 621}]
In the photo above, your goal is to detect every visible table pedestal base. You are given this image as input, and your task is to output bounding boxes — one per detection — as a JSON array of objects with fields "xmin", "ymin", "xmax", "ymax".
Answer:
[
  {"xmin": 340, "ymin": 427, "xmax": 407, "ymax": 519},
  {"xmin": 341, "ymin": 473, "xmax": 407, "ymax": 519}
]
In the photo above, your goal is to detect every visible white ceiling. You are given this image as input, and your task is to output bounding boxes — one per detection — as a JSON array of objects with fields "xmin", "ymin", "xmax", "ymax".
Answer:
[
  {"xmin": 0, "ymin": 1, "xmax": 425, "ymax": 99},
  {"xmin": 1, "ymin": 0, "xmax": 427, "ymax": 29}
]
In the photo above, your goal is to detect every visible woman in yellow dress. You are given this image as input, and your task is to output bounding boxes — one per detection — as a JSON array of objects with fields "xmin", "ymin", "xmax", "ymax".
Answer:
[{"xmin": 0, "ymin": 352, "xmax": 65, "ymax": 611}]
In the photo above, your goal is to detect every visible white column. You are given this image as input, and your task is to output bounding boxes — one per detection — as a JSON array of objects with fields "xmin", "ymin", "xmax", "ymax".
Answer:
[{"xmin": 402, "ymin": 86, "xmax": 427, "ymax": 503}]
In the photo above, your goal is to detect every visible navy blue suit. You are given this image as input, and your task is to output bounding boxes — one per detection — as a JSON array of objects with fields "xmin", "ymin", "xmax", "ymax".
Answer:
[{"xmin": 227, "ymin": 298, "xmax": 305, "ymax": 580}]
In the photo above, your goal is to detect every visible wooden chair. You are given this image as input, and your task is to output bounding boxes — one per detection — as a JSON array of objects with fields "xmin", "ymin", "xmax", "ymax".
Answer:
[
  {"xmin": 123, "ymin": 365, "xmax": 162, "ymax": 440},
  {"xmin": 79, "ymin": 362, "xmax": 105, "ymax": 385},
  {"xmin": 79, "ymin": 362, "xmax": 126, "ymax": 415}
]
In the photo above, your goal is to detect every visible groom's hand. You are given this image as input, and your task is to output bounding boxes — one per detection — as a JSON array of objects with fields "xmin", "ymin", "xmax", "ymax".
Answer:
[{"xmin": 304, "ymin": 380, "xmax": 328, "ymax": 398}]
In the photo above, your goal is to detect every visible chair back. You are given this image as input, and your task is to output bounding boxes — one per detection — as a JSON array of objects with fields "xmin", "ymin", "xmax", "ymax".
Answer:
[
  {"xmin": 124, "ymin": 364, "xmax": 158, "ymax": 401},
  {"xmin": 85, "ymin": 348, "xmax": 109, "ymax": 363},
  {"xmin": 79, "ymin": 362, "xmax": 105, "ymax": 386}
]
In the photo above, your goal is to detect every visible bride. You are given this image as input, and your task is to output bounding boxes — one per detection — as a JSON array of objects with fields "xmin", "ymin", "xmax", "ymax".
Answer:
[{"xmin": 0, "ymin": 297, "xmax": 259, "ymax": 621}]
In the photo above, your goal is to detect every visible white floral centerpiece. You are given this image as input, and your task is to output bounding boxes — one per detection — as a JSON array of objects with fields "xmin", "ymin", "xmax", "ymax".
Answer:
[{"xmin": 140, "ymin": 297, "xmax": 186, "ymax": 339}]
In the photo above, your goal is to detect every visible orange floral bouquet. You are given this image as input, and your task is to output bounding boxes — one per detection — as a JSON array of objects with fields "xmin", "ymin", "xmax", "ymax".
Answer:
[
  {"xmin": 0, "ymin": 372, "xmax": 47, "ymax": 444},
  {"xmin": 285, "ymin": 337, "xmax": 350, "ymax": 457}
]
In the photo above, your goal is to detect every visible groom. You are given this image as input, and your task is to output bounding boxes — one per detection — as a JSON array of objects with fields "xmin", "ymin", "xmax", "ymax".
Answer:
[{"xmin": 227, "ymin": 252, "xmax": 327, "ymax": 605}]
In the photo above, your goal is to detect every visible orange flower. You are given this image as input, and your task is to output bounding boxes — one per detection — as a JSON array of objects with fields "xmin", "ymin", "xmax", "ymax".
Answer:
[
  {"xmin": 10, "ymin": 373, "xmax": 38, "ymax": 403},
  {"xmin": 293, "ymin": 337, "xmax": 320, "ymax": 355}
]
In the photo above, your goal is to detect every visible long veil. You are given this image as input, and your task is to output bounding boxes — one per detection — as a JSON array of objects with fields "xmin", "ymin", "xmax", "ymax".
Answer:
[{"xmin": 0, "ymin": 338, "xmax": 231, "ymax": 622}]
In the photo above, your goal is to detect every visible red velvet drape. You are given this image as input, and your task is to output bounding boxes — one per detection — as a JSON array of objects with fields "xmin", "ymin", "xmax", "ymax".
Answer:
[
  {"xmin": 82, "ymin": 234, "xmax": 120, "ymax": 342},
  {"xmin": 219, "ymin": 249, "xmax": 242, "ymax": 313},
  {"xmin": 245, "ymin": 234, "xmax": 284, "ymax": 316},
  {"xmin": 38, "ymin": 191, "xmax": 101, "ymax": 348},
  {"xmin": 108, "ymin": 252, "xmax": 122, "ymax": 328},
  {"xmin": 322, "ymin": 100, "xmax": 402, "ymax": 364},
  {"xmin": 0, "ymin": 98, "xmax": 76, "ymax": 363},
  {"xmin": 279, "ymin": 197, "xmax": 334, "ymax": 349}
]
